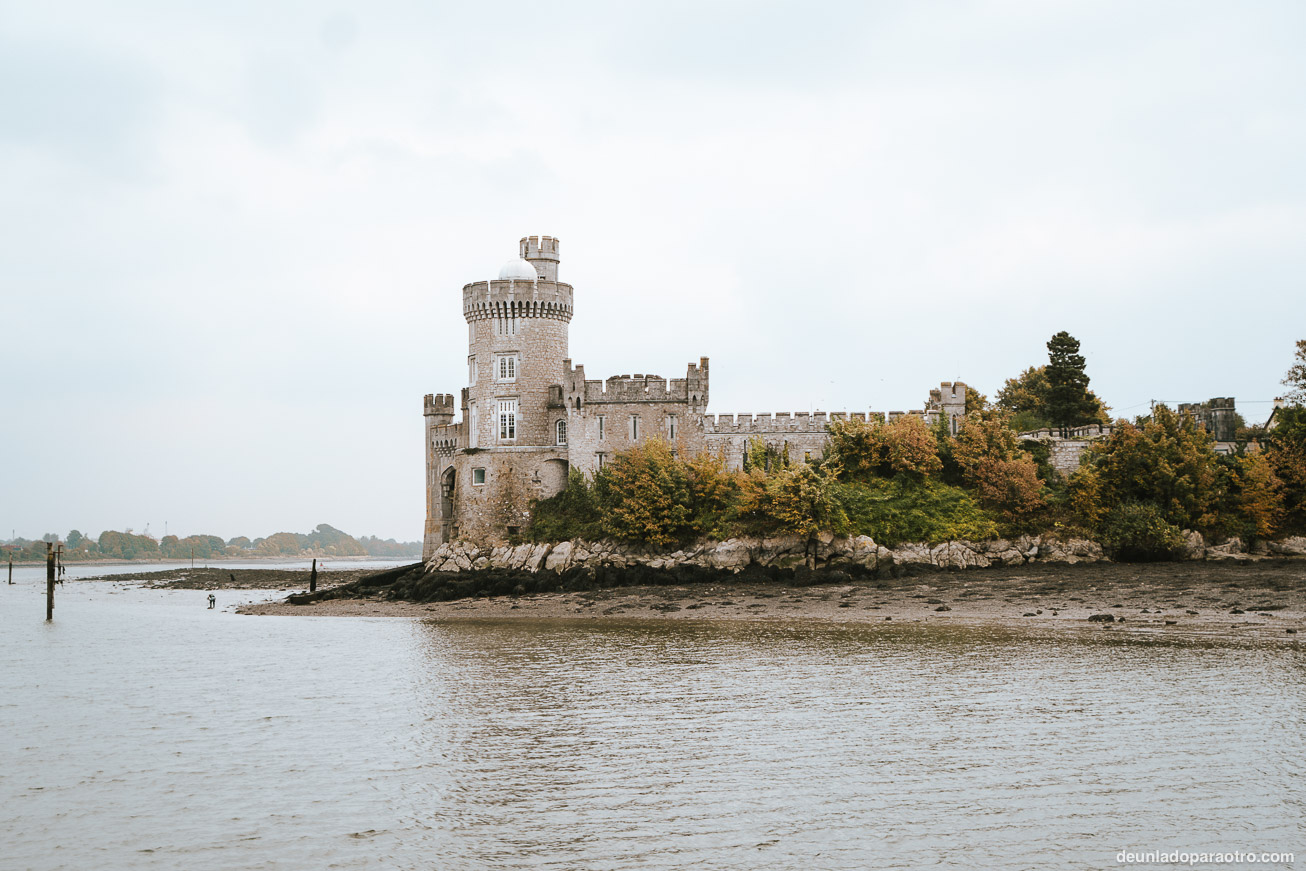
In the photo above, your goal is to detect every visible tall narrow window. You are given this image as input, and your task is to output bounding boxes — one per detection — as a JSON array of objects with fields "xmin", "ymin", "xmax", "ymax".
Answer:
[
  {"xmin": 498, "ymin": 399, "xmax": 518, "ymax": 440},
  {"xmin": 667, "ymin": 414, "xmax": 677, "ymax": 439},
  {"xmin": 497, "ymin": 354, "xmax": 517, "ymax": 382},
  {"xmin": 469, "ymin": 402, "xmax": 478, "ymax": 448},
  {"xmin": 630, "ymin": 414, "xmax": 640, "ymax": 441},
  {"xmin": 469, "ymin": 322, "xmax": 475, "ymax": 342},
  {"xmin": 469, "ymin": 356, "xmax": 477, "ymax": 385},
  {"xmin": 555, "ymin": 419, "xmax": 567, "ymax": 446},
  {"xmin": 598, "ymin": 415, "xmax": 606, "ymax": 440},
  {"xmin": 596, "ymin": 452, "xmax": 605, "ymax": 470},
  {"xmin": 496, "ymin": 316, "xmax": 517, "ymax": 336}
]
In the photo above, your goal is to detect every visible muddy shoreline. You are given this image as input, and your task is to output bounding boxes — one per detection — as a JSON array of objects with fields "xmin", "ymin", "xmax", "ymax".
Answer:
[{"xmin": 226, "ymin": 559, "xmax": 1306, "ymax": 646}]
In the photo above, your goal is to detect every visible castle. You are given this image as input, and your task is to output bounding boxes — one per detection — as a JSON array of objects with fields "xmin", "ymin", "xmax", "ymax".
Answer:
[{"xmin": 423, "ymin": 236, "xmax": 967, "ymax": 557}]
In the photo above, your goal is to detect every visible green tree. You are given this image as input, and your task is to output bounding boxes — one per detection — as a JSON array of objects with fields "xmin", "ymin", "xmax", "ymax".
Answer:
[
  {"xmin": 1069, "ymin": 405, "xmax": 1223, "ymax": 534},
  {"xmin": 998, "ymin": 363, "xmax": 1109, "ymax": 433},
  {"xmin": 1045, "ymin": 331, "xmax": 1101, "ymax": 433},
  {"xmin": 1282, "ymin": 339, "xmax": 1306, "ymax": 405},
  {"xmin": 593, "ymin": 439, "xmax": 693, "ymax": 545},
  {"xmin": 66, "ymin": 529, "xmax": 84, "ymax": 548},
  {"xmin": 1263, "ymin": 404, "xmax": 1306, "ymax": 531}
]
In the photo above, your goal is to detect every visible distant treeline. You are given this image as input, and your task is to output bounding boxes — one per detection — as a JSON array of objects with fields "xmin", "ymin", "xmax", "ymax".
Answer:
[{"xmin": 1, "ymin": 523, "xmax": 421, "ymax": 562}]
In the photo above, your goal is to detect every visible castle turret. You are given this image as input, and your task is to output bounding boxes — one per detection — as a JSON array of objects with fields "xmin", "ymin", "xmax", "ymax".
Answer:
[
  {"xmin": 424, "ymin": 393, "xmax": 455, "ymax": 425},
  {"xmin": 520, "ymin": 235, "xmax": 560, "ymax": 281}
]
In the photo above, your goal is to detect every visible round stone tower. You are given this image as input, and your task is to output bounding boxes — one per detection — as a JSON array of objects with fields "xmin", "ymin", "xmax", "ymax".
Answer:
[{"xmin": 452, "ymin": 236, "xmax": 574, "ymax": 542}]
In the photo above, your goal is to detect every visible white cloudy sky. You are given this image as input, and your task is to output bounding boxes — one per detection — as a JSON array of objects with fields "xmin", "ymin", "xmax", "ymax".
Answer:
[{"xmin": 2, "ymin": 1, "xmax": 1303, "ymax": 542}]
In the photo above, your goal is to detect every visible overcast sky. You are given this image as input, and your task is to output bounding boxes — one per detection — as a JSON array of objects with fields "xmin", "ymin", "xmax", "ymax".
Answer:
[{"xmin": 2, "ymin": 1, "xmax": 1304, "ymax": 542}]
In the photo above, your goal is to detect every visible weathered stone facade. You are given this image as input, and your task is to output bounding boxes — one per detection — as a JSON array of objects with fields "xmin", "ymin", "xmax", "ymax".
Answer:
[{"xmin": 424, "ymin": 236, "xmax": 968, "ymax": 557}]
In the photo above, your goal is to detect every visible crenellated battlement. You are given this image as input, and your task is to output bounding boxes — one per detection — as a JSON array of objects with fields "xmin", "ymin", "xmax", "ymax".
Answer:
[
  {"xmin": 704, "ymin": 410, "xmax": 902, "ymax": 434},
  {"xmin": 562, "ymin": 357, "xmax": 709, "ymax": 407},
  {"xmin": 462, "ymin": 280, "xmax": 574, "ymax": 322},
  {"xmin": 520, "ymin": 235, "xmax": 559, "ymax": 260},
  {"xmin": 424, "ymin": 393, "xmax": 456, "ymax": 425}
]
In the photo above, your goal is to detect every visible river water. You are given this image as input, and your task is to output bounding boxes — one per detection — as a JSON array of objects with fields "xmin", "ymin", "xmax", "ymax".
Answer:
[{"xmin": 1, "ymin": 575, "xmax": 1302, "ymax": 870}]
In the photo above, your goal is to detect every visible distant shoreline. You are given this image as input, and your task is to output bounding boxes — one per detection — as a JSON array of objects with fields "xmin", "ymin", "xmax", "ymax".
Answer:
[{"xmin": 5, "ymin": 555, "xmax": 418, "ymax": 567}]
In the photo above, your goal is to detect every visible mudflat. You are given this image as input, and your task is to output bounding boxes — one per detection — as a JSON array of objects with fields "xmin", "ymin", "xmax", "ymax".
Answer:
[{"xmin": 233, "ymin": 559, "xmax": 1306, "ymax": 646}]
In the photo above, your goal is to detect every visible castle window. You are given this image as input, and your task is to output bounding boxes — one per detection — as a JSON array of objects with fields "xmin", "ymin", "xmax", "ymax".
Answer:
[
  {"xmin": 555, "ymin": 419, "xmax": 567, "ymax": 446},
  {"xmin": 667, "ymin": 414, "xmax": 677, "ymax": 439},
  {"xmin": 498, "ymin": 399, "xmax": 518, "ymax": 440},
  {"xmin": 598, "ymin": 415, "xmax": 606, "ymax": 440},
  {"xmin": 630, "ymin": 415, "xmax": 640, "ymax": 441},
  {"xmin": 496, "ymin": 316, "xmax": 517, "ymax": 336},
  {"xmin": 496, "ymin": 354, "xmax": 517, "ymax": 382},
  {"xmin": 472, "ymin": 468, "xmax": 486, "ymax": 485},
  {"xmin": 469, "ymin": 402, "xmax": 479, "ymax": 448},
  {"xmin": 469, "ymin": 322, "xmax": 475, "ymax": 343},
  {"xmin": 469, "ymin": 356, "xmax": 477, "ymax": 385},
  {"xmin": 596, "ymin": 452, "xmax": 606, "ymax": 470}
]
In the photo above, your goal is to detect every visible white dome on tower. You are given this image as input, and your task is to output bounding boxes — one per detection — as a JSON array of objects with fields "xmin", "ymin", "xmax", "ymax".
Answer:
[{"xmin": 498, "ymin": 258, "xmax": 538, "ymax": 280}]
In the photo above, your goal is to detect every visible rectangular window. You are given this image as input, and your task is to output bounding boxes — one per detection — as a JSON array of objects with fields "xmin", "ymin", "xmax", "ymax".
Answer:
[
  {"xmin": 469, "ymin": 356, "xmax": 477, "ymax": 385},
  {"xmin": 596, "ymin": 452, "xmax": 605, "ymax": 470},
  {"xmin": 598, "ymin": 415, "xmax": 606, "ymax": 441},
  {"xmin": 630, "ymin": 414, "xmax": 640, "ymax": 441},
  {"xmin": 667, "ymin": 414, "xmax": 677, "ymax": 439},
  {"xmin": 472, "ymin": 468, "xmax": 486, "ymax": 485},
  {"xmin": 469, "ymin": 402, "xmax": 478, "ymax": 448},
  {"xmin": 498, "ymin": 399, "xmax": 518, "ymax": 440},
  {"xmin": 469, "ymin": 322, "xmax": 475, "ymax": 342},
  {"xmin": 497, "ymin": 354, "xmax": 518, "ymax": 382},
  {"xmin": 496, "ymin": 316, "xmax": 517, "ymax": 336}
]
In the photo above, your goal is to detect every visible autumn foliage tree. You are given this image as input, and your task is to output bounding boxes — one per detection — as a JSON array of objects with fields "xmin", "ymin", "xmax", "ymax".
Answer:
[
  {"xmin": 827, "ymin": 414, "xmax": 942, "ymax": 482},
  {"xmin": 952, "ymin": 413, "xmax": 1046, "ymax": 526}
]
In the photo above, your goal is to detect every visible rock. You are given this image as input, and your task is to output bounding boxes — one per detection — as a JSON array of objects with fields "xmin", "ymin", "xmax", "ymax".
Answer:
[
  {"xmin": 544, "ymin": 541, "xmax": 573, "ymax": 572},
  {"xmin": 894, "ymin": 543, "xmax": 933, "ymax": 566},
  {"xmin": 1208, "ymin": 537, "xmax": 1246, "ymax": 556},
  {"xmin": 931, "ymin": 541, "xmax": 990, "ymax": 570},
  {"xmin": 523, "ymin": 542, "xmax": 552, "ymax": 572},
  {"xmin": 700, "ymin": 539, "xmax": 752, "ymax": 571},
  {"xmin": 1087, "ymin": 614, "xmax": 1115, "ymax": 622},
  {"xmin": 1268, "ymin": 536, "xmax": 1306, "ymax": 556},
  {"xmin": 934, "ymin": 605, "xmax": 952, "ymax": 612},
  {"xmin": 1178, "ymin": 530, "xmax": 1206, "ymax": 560}
]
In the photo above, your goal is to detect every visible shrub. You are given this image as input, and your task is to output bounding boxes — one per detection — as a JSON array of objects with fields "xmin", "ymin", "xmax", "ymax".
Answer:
[
  {"xmin": 834, "ymin": 477, "xmax": 999, "ymax": 547},
  {"xmin": 1099, "ymin": 502, "xmax": 1184, "ymax": 561}
]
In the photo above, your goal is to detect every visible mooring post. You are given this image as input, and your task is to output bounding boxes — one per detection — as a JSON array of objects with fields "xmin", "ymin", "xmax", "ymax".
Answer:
[
  {"xmin": 7, "ymin": 554, "xmax": 12, "ymax": 584},
  {"xmin": 46, "ymin": 542, "xmax": 54, "ymax": 621},
  {"xmin": 310, "ymin": 558, "xmax": 317, "ymax": 593}
]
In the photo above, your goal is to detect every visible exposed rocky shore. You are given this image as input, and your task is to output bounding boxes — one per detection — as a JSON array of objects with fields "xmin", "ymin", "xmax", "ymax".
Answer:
[{"xmin": 422, "ymin": 532, "xmax": 1306, "ymax": 576}]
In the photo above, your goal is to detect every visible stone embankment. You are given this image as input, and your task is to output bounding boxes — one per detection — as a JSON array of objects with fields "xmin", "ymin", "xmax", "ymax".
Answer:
[{"xmin": 424, "ymin": 533, "xmax": 1306, "ymax": 576}]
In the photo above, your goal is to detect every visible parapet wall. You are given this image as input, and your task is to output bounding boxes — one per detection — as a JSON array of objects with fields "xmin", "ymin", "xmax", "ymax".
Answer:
[
  {"xmin": 565, "ymin": 358, "xmax": 709, "ymax": 407},
  {"xmin": 705, "ymin": 410, "xmax": 920, "ymax": 434},
  {"xmin": 462, "ymin": 279, "xmax": 574, "ymax": 322}
]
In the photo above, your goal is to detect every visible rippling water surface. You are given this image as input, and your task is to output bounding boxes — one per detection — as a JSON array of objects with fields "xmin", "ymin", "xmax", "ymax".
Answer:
[{"xmin": 1, "ymin": 578, "xmax": 1302, "ymax": 869}]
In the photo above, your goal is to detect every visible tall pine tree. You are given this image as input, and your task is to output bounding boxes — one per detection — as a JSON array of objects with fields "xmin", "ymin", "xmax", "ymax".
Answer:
[{"xmin": 1045, "ymin": 331, "xmax": 1098, "ymax": 434}]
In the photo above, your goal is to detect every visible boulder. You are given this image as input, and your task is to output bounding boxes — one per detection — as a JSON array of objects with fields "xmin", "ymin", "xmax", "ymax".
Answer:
[
  {"xmin": 1208, "ymin": 537, "xmax": 1246, "ymax": 556},
  {"xmin": 893, "ymin": 543, "xmax": 933, "ymax": 566},
  {"xmin": 700, "ymin": 539, "xmax": 752, "ymax": 571},
  {"xmin": 523, "ymin": 542, "xmax": 552, "ymax": 572},
  {"xmin": 543, "ymin": 541, "xmax": 573, "ymax": 572},
  {"xmin": 931, "ymin": 541, "xmax": 990, "ymax": 570},
  {"xmin": 1268, "ymin": 536, "xmax": 1306, "ymax": 556},
  {"xmin": 1178, "ymin": 530, "xmax": 1206, "ymax": 561}
]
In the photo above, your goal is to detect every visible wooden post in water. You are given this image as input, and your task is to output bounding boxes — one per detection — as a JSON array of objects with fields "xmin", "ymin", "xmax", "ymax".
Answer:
[
  {"xmin": 310, "ymin": 558, "xmax": 317, "ymax": 593},
  {"xmin": 46, "ymin": 542, "xmax": 55, "ymax": 620},
  {"xmin": 7, "ymin": 553, "xmax": 12, "ymax": 584}
]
